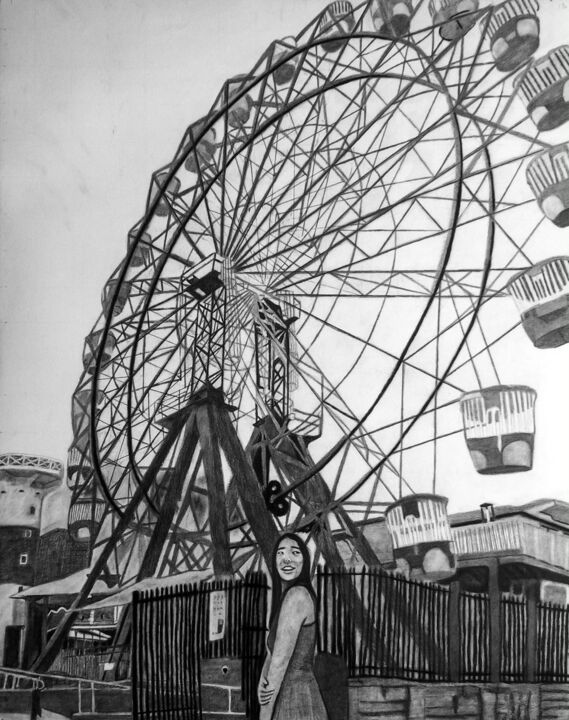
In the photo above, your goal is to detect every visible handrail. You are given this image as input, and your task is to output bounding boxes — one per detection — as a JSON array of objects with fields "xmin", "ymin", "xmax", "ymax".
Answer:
[
  {"xmin": 0, "ymin": 665, "xmax": 129, "ymax": 717},
  {"xmin": 0, "ymin": 665, "xmax": 128, "ymax": 690},
  {"xmin": 0, "ymin": 667, "xmax": 45, "ymax": 690}
]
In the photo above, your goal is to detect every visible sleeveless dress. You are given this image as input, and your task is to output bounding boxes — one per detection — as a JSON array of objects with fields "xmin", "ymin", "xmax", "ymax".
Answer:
[{"xmin": 271, "ymin": 622, "xmax": 329, "ymax": 720}]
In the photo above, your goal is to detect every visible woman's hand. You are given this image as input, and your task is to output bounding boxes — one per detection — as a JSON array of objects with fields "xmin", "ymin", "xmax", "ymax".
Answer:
[{"xmin": 257, "ymin": 676, "xmax": 275, "ymax": 705}]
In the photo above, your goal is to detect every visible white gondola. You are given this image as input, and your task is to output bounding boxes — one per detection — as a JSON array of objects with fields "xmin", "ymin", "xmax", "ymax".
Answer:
[
  {"xmin": 184, "ymin": 119, "xmax": 217, "ymax": 175},
  {"xmin": 429, "ymin": 0, "xmax": 479, "ymax": 41},
  {"xmin": 102, "ymin": 276, "xmax": 131, "ymax": 318},
  {"xmin": 526, "ymin": 142, "xmax": 569, "ymax": 227},
  {"xmin": 226, "ymin": 75, "xmax": 255, "ymax": 129},
  {"xmin": 385, "ymin": 494, "xmax": 455, "ymax": 580},
  {"xmin": 318, "ymin": 1, "xmax": 355, "ymax": 54},
  {"xmin": 516, "ymin": 45, "xmax": 569, "ymax": 131},
  {"xmin": 148, "ymin": 170, "xmax": 181, "ymax": 216},
  {"xmin": 127, "ymin": 224, "xmax": 153, "ymax": 267},
  {"xmin": 66, "ymin": 443, "xmax": 92, "ymax": 480},
  {"xmin": 370, "ymin": 0, "xmax": 413, "ymax": 37},
  {"xmin": 68, "ymin": 484, "xmax": 106, "ymax": 542},
  {"xmin": 460, "ymin": 385, "xmax": 537, "ymax": 474},
  {"xmin": 487, "ymin": 0, "xmax": 539, "ymax": 72},
  {"xmin": 83, "ymin": 330, "xmax": 117, "ymax": 374},
  {"xmin": 71, "ymin": 389, "xmax": 103, "ymax": 436},
  {"xmin": 271, "ymin": 37, "xmax": 298, "ymax": 86},
  {"xmin": 506, "ymin": 257, "xmax": 569, "ymax": 348}
]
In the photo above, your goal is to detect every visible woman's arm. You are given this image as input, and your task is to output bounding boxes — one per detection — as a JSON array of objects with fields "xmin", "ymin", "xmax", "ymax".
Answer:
[
  {"xmin": 257, "ymin": 650, "xmax": 272, "ymax": 705},
  {"xmin": 260, "ymin": 587, "xmax": 312, "ymax": 716}
]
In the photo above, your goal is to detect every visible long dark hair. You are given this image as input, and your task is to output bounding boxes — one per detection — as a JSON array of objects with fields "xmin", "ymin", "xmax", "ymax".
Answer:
[{"xmin": 267, "ymin": 533, "xmax": 316, "ymax": 648}]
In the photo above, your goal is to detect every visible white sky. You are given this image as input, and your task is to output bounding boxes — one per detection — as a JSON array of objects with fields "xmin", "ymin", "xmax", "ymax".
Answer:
[{"xmin": 0, "ymin": 0, "xmax": 568, "ymax": 517}]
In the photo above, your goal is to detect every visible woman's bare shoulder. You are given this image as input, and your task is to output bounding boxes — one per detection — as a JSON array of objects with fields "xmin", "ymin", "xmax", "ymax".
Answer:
[{"xmin": 281, "ymin": 585, "xmax": 314, "ymax": 613}]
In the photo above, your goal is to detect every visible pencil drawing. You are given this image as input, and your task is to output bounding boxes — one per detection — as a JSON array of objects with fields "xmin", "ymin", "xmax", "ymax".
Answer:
[{"xmin": 0, "ymin": 0, "xmax": 568, "ymax": 718}]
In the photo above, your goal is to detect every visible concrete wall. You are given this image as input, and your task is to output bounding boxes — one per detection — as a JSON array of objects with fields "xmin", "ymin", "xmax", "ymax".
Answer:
[
  {"xmin": 0, "ymin": 477, "xmax": 44, "ymax": 529},
  {"xmin": 349, "ymin": 678, "xmax": 569, "ymax": 720},
  {"xmin": 200, "ymin": 658, "xmax": 247, "ymax": 720}
]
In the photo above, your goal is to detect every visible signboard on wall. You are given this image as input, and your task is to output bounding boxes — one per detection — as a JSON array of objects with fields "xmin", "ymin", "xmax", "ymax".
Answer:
[{"xmin": 208, "ymin": 590, "xmax": 226, "ymax": 641}]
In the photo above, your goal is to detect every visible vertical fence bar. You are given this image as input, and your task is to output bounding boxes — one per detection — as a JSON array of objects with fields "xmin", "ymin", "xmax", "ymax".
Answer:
[
  {"xmin": 488, "ymin": 560, "xmax": 501, "ymax": 683},
  {"xmin": 448, "ymin": 581, "xmax": 460, "ymax": 682},
  {"xmin": 132, "ymin": 592, "xmax": 139, "ymax": 720}
]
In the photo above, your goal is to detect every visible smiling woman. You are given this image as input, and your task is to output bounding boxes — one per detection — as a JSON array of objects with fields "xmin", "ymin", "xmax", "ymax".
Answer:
[{"xmin": 258, "ymin": 533, "xmax": 328, "ymax": 720}]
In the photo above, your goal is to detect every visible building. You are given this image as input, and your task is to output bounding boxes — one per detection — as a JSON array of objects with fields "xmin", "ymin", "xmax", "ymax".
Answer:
[
  {"xmin": 34, "ymin": 483, "xmax": 90, "ymax": 586},
  {"xmin": 0, "ymin": 453, "xmax": 63, "ymax": 667},
  {"xmin": 450, "ymin": 498, "xmax": 569, "ymax": 602},
  {"xmin": 360, "ymin": 497, "xmax": 569, "ymax": 604}
]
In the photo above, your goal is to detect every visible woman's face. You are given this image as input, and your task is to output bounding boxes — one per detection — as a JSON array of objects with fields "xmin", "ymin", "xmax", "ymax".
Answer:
[{"xmin": 276, "ymin": 537, "xmax": 304, "ymax": 582}]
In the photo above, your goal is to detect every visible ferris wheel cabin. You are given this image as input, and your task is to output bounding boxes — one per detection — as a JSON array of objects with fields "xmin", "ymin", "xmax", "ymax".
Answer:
[
  {"xmin": 527, "ymin": 142, "xmax": 569, "ymax": 227},
  {"xmin": 370, "ymin": 0, "xmax": 414, "ymax": 38},
  {"xmin": 506, "ymin": 257, "xmax": 569, "ymax": 349},
  {"xmin": 318, "ymin": 2, "xmax": 356, "ymax": 53},
  {"xmin": 184, "ymin": 119, "xmax": 217, "ymax": 175},
  {"xmin": 487, "ymin": 0, "xmax": 540, "ymax": 72},
  {"xmin": 148, "ymin": 170, "xmax": 181, "ymax": 216},
  {"xmin": 459, "ymin": 385, "xmax": 537, "ymax": 474},
  {"xmin": 516, "ymin": 45, "xmax": 569, "ymax": 131},
  {"xmin": 429, "ymin": 0, "xmax": 479, "ymax": 41},
  {"xmin": 127, "ymin": 225, "xmax": 153, "ymax": 267},
  {"xmin": 385, "ymin": 494, "xmax": 455, "ymax": 581},
  {"xmin": 271, "ymin": 38, "xmax": 298, "ymax": 86},
  {"xmin": 71, "ymin": 388, "xmax": 102, "ymax": 436},
  {"xmin": 102, "ymin": 277, "xmax": 131, "ymax": 318},
  {"xmin": 67, "ymin": 481, "xmax": 105, "ymax": 543},
  {"xmin": 66, "ymin": 441, "xmax": 92, "ymax": 479},
  {"xmin": 226, "ymin": 75, "xmax": 255, "ymax": 129},
  {"xmin": 82, "ymin": 329, "xmax": 117, "ymax": 374}
]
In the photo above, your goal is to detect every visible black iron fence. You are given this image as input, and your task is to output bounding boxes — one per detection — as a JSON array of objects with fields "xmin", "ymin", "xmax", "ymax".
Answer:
[
  {"xmin": 131, "ymin": 572, "xmax": 267, "ymax": 720},
  {"xmin": 316, "ymin": 567, "xmax": 569, "ymax": 684},
  {"xmin": 130, "ymin": 565, "xmax": 568, "ymax": 720},
  {"xmin": 538, "ymin": 600, "xmax": 569, "ymax": 682}
]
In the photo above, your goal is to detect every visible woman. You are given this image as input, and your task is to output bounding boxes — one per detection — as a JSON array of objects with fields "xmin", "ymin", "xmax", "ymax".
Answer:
[{"xmin": 258, "ymin": 533, "xmax": 328, "ymax": 720}]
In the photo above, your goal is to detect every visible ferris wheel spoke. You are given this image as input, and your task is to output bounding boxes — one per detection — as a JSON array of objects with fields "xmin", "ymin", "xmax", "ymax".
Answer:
[
  {"xmin": 236, "ymin": 77, "xmax": 468, "ymax": 275},
  {"xmin": 226, "ymin": 84, "xmax": 369, "ymax": 263},
  {"xmin": 233, "ymin": 78, "xmax": 451, "ymax": 269},
  {"xmin": 223, "ymin": 52, "xmax": 338, "ymax": 256},
  {"xmin": 445, "ymin": 277, "xmax": 486, "ymax": 387},
  {"xmin": 457, "ymin": 108, "xmax": 551, "ymax": 152},
  {"xmin": 229, "ymin": 39, "xmax": 460, "ymax": 266},
  {"xmin": 462, "ymin": 174, "xmax": 533, "ymax": 265},
  {"xmin": 450, "ymin": 277, "xmax": 503, "ymax": 384},
  {"xmin": 297, "ymin": 298, "xmax": 464, "ymax": 391},
  {"xmin": 449, "ymin": 319, "xmax": 521, "ymax": 379}
]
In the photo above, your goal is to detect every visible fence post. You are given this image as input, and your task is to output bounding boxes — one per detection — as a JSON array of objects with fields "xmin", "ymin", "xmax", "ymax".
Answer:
[
  {"xmin": 488, "ymin": 559, "xmax": 501, "ymax": 683},
  {"xmin": 525, "ymin": 580, "xmax": 538, "ymax": 683},
  {"xmin": 131, "ymin": 591, "xmax": 139, "ymax": 720},
  {"xmin": 448, "ymin": 581, "xmax": 460, "ymax": 682}
]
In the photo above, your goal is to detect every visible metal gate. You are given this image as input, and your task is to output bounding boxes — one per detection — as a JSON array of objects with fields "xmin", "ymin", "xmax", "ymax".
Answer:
[{"xmin": 131, "ymin": 572, "xmax": 268, "ymax": 720}]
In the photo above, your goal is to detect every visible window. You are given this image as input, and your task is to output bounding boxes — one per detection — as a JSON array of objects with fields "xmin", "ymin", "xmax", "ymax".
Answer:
[
  {"xmin": 23, "ymin": 529, "xmax": 32, "ymax": 539},
  {"xmin": 29, "ymin": 506, "xmax": 36, "ymax": 516},
  {"xmin": 19, "ymin": 554, "xmax": 28, "ymax": 566}
]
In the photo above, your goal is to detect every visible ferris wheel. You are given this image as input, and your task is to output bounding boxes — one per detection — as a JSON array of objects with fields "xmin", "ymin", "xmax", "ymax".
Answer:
[{"xmin": 54, "ymin": 0, "xmax": 569, "ymax": 620}]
